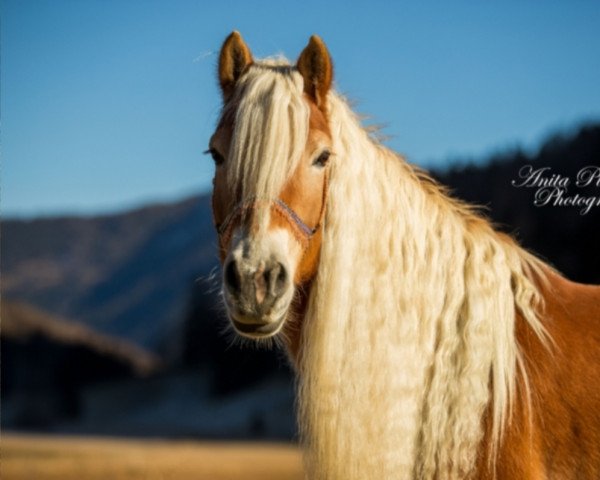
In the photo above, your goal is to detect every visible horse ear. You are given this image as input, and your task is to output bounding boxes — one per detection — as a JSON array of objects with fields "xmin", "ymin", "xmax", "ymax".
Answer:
[
  {"xmin": 297, "ymin": 35, "xmax": 333, "ymax": 108},
  {"xmin": 218, "ymin": 31, "xmax": 253, "ymax": 101}
]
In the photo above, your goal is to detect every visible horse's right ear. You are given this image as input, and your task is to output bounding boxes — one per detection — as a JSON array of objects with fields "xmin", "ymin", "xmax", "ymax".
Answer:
[{"xmin": 218, "ymin": 31, "xmax": 253, "ymax": 101}]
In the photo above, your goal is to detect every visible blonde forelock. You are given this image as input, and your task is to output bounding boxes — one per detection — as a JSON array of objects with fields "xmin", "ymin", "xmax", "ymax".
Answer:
[{"xmin": 224, "ymin": 59, "xmax": 309, "ymax": 203}]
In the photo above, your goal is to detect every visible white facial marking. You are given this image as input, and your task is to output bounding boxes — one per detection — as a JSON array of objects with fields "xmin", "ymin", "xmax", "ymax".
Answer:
[{"xmin": 224, "ymin": 227, "xmax": 301, "ymax": 338}]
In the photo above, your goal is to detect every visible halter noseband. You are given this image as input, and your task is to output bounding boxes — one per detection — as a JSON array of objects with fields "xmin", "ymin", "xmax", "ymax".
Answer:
[{"xmin": 214, "ymin": 174, "xmax": 328, "ymax": 249}]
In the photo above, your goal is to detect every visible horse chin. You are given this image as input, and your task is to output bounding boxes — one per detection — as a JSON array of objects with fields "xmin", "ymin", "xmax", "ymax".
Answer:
[{"xmin": 230, "ymin": 313, "xmax": 287, "ymax": 339}]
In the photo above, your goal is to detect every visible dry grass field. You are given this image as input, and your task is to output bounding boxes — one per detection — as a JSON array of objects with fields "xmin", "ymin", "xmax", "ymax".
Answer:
[{"xmin": 1, "ymin": 433, "xmax": 303, "ymax": 480}]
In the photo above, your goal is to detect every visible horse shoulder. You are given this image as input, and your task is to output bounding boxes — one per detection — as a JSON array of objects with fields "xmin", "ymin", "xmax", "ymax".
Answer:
[{"xmin": 485, "ymin": 270, "xmax": 600, "ymax": 479}]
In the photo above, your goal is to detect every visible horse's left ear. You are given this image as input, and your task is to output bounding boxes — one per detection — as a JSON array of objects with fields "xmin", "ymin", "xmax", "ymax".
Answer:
[
  {"xmin": 297, "ymin": 35, "xmax": 333, "ymax": 109},
  {"xmin": 218, "ymin": 31, "xmax": 253, "ymax": 101}
]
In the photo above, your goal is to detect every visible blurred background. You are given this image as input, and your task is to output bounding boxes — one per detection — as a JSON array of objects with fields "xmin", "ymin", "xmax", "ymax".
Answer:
[{"xmin": 2, "ymin": 0, "xmax": 600, "ymax": 450}]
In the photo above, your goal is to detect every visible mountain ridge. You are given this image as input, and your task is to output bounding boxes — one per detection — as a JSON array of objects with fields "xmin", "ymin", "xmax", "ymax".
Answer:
[{"xmin": 2, "ymin": 193, "xmax": 218, "ymax": 353}]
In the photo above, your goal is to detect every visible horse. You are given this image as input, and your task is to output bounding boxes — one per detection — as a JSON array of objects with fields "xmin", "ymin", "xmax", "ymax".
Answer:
[{"xmin": 207, "ymin": 31, "xmax": 600, "ymax": 479}]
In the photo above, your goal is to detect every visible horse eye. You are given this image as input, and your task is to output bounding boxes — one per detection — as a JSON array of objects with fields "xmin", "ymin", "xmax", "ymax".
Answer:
[
  {"xmin": 313, "ymin": 150, "xmax": 331, "ymax": 168},
  {"xmin": 204, "ymin": 148, "xmax": 225, "ymax": 166}
]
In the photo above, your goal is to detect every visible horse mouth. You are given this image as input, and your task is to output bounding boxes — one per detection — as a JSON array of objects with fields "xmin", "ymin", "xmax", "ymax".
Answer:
[{"xmin": 231, "ymin": 315, "xmax": 285, "ymax": 338}]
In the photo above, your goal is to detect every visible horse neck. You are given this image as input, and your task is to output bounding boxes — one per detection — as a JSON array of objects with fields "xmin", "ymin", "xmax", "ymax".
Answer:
[
  {"xmin": 299, "ymin": 98, "xmax": 444, "ymax": 477},
  {"xmin": 298, "ymin": 93, "xmax": 544, "ymax": 479}
]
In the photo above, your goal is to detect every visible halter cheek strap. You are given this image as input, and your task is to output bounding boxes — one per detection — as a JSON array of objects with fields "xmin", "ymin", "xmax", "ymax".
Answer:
[{"xmin": 214, "ymin": 173, "xmax": 328, "ymax": 250}]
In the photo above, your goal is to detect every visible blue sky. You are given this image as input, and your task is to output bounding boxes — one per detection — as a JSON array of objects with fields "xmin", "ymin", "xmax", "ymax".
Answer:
[{"xmin": 3, "ymin": 1, "xmax": 600, "ymax": 218}]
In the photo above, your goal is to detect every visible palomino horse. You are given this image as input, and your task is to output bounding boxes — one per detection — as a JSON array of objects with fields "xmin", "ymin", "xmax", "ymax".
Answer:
[{"xmin": 207, "ymin": 31, "xmax": 600, "ymax": 479}]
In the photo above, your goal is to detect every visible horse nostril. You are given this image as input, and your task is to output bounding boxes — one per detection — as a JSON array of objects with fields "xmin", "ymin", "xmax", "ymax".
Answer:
[
  {"xmin": 224, "ymin": 260, "xmax": 241, "ymax": 294},
  {"xmin": 272, "ymin": 262, "xmax": 288, "ymax": 296}
]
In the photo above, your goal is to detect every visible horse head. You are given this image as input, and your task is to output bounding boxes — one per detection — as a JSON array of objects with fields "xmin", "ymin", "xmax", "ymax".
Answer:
[{"xmin": 208, "ymin": 32, "xmax": 333, "ymax": 339}]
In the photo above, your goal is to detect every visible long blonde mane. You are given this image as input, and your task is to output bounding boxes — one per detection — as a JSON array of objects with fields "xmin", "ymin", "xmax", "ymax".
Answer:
[{"xmin": 229, "ymin": 60, "xmax": 548, "ymax": 479}]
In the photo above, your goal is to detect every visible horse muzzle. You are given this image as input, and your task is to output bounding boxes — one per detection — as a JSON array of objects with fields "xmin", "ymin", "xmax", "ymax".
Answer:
[{"xmin": 222, "ymin": 248, "xmax": 293, "ymax": 338}]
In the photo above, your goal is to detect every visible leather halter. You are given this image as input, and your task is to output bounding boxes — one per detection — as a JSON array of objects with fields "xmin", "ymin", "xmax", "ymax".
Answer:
[{"xmin": 214, "ymin": 173, "xmax": 328, "ymax": 250}]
